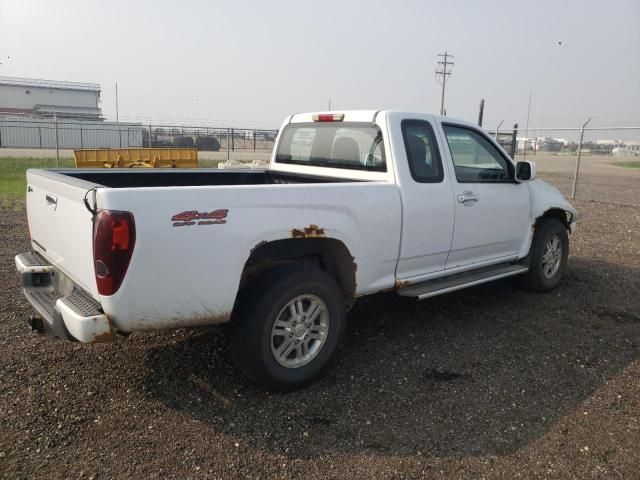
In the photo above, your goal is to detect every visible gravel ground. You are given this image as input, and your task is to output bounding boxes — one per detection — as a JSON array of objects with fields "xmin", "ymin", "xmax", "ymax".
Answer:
[
  {"xmin": 537, "ymin": 171, "xmax": 640, "ymax": 207},
  {"xmin": 1, "ymin": 200, "xmax": 639, "ymax": 479}
]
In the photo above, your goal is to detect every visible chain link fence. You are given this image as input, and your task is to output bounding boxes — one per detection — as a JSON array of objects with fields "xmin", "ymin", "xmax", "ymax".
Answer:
[
  {"xmin": 507, "ymin": 126, "xmax": 640, "ymax": 207},
  {"xmin": 0, "ymin": 117, "xmax": 144, "ymax": 149},
  {"xmin": 1, "ymin": 115, "xmax": 639, "ymax": 207},
  {"xmin": 143, "ymin": 124, "xmax": 278, "ymax": 153},
  {"xmin": 0, "ymin": 116, "xmax": 279, "ymax": 154},
  {"xmin": 484, "ymin": 122, "xmax": 640, "ymax": 207}
]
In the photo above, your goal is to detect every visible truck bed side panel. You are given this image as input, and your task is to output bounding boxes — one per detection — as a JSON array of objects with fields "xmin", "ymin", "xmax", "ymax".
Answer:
[{"xmin": 97, "ymin": 182, "xmax": 400, "ymax": 332}]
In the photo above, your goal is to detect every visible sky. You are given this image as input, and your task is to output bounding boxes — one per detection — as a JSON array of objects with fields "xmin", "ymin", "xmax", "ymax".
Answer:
[{"xmin": 0, "ymin": 0, "xmax": 639, "ymax": 130}]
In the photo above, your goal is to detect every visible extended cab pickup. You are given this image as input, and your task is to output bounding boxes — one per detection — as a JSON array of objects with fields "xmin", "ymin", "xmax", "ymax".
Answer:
[{"xmin": 16, "ymin": 110, "xmax": 578, "ymax": 390}]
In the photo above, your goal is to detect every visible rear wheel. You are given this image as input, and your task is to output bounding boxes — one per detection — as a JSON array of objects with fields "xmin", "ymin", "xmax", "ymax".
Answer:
[
  {"xmin": 520, "ymin": 218, "xmax": 569, "ymax": 292},
  {"xmin": 231, "ymin": 265, "xmax": 346, "ymax": 391}
]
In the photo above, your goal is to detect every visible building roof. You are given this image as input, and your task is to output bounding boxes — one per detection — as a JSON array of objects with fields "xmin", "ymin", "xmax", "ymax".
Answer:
[
  {"xmin": 33, "ymin": 104, "xmax": 103, "ymax": 118},
  {"xmin": 0, "ymin": 76, "xmax": 100, "ymax": 92}
]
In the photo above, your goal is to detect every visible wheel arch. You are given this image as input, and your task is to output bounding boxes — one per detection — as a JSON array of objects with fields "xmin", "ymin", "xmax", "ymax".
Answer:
[
  {"xmin": 236, "ymin": 237, "xmax": 357, "ymax": 311},
  {"xmin": 527, "ymin": 179, "xmax": 579, "ymax": 228},
  {"xmin": 536, "ymin": 207, "xmax": 572, "ymax": 229},
  {"xmin": 519, "ymin": 207, "xmax": 574, "ymax": 260}
]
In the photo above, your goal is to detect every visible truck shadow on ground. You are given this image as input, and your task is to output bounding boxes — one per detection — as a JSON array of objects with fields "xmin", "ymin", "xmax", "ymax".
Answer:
[{"xmin": 142, "ymin": 258, "xmax": 640, "ymax": 459}]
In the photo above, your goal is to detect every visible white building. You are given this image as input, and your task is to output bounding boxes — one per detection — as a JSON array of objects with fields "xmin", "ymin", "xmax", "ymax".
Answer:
[
  {"xmin": 0, "ymin": 76, "xmax": 102, "ymax": 120},
  {"xmin": 517, "ymin": 137, "xmax": 568, "ymax": 152},
  {"xmin": 0, "ymin": 76, "xmax": 144, "ymax": 148}
]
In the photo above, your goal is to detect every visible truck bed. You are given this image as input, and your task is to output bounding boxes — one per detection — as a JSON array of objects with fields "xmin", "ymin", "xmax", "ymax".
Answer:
[
  {"xmin": 59, "ymin": 169, "xmax": 361, "ymax": 188},
  {"xmin": 24, "ymin": 167, "xmax": 401, "ymax": 335}
]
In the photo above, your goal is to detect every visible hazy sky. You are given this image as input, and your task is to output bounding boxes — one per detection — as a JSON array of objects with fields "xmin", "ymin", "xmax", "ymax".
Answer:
[{"xmin": 1, "ymin": 0, "xmax": 639, "ymax": 129}]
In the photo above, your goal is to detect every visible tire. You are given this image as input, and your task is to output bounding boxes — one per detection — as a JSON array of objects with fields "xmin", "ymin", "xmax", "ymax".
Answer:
[
  {"xmin": 231, "ymin": 264, "xmax": 346, "ymax": 391},
  {"xmin": 519, "ymin": 218, "xmax": 569, "ymax": 292}
]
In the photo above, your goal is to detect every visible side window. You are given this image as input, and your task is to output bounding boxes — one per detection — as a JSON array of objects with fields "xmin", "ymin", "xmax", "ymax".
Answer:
[
  {"xmin": 401, "ymin": 120, "xmax": 443, "ymax": 183},
  {"xmin": 443, "ymin": 125, "xmax": 512, "ymax": 182}
]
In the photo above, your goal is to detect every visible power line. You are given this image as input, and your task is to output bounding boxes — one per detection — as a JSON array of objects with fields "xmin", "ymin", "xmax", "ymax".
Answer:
[{"xmin": 435, "ymin": 51, "xmax": 454, "ymax": 116}]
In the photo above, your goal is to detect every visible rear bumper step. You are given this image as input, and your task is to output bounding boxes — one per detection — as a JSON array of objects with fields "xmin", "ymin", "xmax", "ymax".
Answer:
[
  {"xmin": 15, "ymin": 251, "xmax": 53, "ymax": 272},
  {"xmin": 16, "ymin": 252, "xmax": 115, "ymax": 343}
]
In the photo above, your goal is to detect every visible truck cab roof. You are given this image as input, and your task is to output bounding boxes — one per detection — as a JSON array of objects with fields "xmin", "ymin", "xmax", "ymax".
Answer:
[{"xmin": 287, "ymin": 110, "xmax": 477, "ymax": 128}]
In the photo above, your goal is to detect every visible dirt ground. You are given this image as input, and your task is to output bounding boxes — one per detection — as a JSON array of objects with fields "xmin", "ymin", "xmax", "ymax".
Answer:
[{"xmin": 1, "ymin": 200, "xmax": 639, "ymax": 479}]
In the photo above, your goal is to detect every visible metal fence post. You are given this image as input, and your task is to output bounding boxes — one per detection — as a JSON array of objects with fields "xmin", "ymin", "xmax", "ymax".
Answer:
[
  {"xmin": 495, "ymin": 120, "xmax": 503, "ymax": 140},
  {"xmin": 54, "ymin": 114, "xmax": 60, "ymax": 167},
  {"xmin": 510, "ymin": 123, "xmax": 518, "ymax": 159},
  {"xmin": 254, "ymin": 129, "xmax": 256, "ymax": 152},
  {"xmin": 231, "ymin": 128, "xmax": 235, "ymax": 151},
  {"xmin": 571, "ymin": 117, "xmax": 592, "ymax": 199},
  {"xmin": 226, "ymin": 127, "xmax": 230, "ymax": 160}
]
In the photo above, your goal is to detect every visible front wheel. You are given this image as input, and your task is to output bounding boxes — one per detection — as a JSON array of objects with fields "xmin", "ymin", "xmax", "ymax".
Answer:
[
  {"xmin": 231, "ymin": 265, "xmax": 346, "ymax": 391},
  {"xmin": 519, "ymin": 218, "xmax": 569, "ymax": 292}
]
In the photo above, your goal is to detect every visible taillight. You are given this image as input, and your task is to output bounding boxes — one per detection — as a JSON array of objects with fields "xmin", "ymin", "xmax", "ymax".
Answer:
[
  {"xmin": 93, "ymin": 210, "xmax": 136, "ymax": 296},
  {"xmin": 312, "ymin": 113, "xmax": 344, "ymax": 122}
]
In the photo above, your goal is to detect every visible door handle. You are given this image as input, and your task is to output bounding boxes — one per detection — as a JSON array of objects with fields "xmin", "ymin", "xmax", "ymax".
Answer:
[
  {"xmin": 46, "ymin": 194, "xmax": 58, "ymax": 210},
  {"xmin": 457, "ymin": 191, "xmax": 478, "ymax": 205}
]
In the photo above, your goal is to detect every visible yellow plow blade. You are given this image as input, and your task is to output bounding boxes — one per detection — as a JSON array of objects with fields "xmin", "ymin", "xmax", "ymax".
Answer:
[{"xmin": 74, "ymin": 148, "xmax": 198, "ymax": 168}]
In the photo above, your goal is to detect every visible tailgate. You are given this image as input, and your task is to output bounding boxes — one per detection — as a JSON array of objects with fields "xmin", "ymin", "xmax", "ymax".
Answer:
[{"xmin": 26, "ymin": 170, "xmax": 98, "ymax": 297}]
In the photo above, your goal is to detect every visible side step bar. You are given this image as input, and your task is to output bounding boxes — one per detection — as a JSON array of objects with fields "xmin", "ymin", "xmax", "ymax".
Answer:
[{"xmin": 398, "ymin": 263, "xmax": 528, "ymax": 299}]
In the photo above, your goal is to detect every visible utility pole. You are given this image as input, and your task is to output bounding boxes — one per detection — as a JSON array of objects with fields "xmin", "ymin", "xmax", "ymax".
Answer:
[
  {"xmin": 115, "ymin": 82, "xmax": 119, "ymax": 123},
  {"xmin": 436, "ymin": 51, "xmax": 454, "ymax": 115}
]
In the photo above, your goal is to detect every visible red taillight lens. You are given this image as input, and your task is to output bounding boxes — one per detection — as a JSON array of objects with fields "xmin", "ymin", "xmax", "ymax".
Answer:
[{"xmin": 93, "ymin": 210, "xmax": 136, "ymax": 296}]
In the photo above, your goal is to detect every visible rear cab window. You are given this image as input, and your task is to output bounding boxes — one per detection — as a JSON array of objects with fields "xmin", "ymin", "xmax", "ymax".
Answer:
[
  {"xmin": 275, "ymin": 123, "xmax": 386, "ymax": 172},
  {"xmin": 401, "ymin": 119, "xmax": 444, "ymax": 182}
]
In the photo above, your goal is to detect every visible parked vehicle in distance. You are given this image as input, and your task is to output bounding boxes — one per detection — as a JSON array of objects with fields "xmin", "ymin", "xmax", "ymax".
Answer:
[{"xmin": 15, "ymin": 110, "xmax": 579, "ymax": 390}]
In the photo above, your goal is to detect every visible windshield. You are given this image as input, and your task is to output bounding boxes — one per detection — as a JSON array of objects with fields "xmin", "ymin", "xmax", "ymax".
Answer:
[{"xmin": 275, "ymin": 122, "xmax": 386, "ymax": 172}]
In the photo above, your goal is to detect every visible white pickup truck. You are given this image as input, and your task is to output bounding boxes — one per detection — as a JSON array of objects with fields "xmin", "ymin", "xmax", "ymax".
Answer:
[{"xmin": 16, "ymin": 110, "xmax": 578, "ymax": 390}]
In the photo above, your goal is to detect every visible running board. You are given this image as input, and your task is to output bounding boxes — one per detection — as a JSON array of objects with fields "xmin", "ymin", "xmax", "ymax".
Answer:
[{"xmin": 398, "ymin": 264, "xmax": 528, "ymax": 299}]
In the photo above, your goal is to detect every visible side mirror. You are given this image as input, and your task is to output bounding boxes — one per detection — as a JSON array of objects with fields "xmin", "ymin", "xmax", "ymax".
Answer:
[{"xmin": 516, "ymin": 161, "xmax": 536, "ymax": 181}]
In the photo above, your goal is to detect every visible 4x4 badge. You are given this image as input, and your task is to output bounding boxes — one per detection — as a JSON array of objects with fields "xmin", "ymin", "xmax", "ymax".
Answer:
[{"xmin": 171, "ymin": 209, "xmax": 228, "ymax": 227}]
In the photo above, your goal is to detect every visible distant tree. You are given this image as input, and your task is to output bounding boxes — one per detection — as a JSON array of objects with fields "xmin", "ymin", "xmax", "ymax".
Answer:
[
  {"xmin": 195, "ymin": 135, "xmax": 221, "ymax": 151},
  {"xmin": 174, "ymin": 136, "xmax": 195, "ymax": 147}
]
